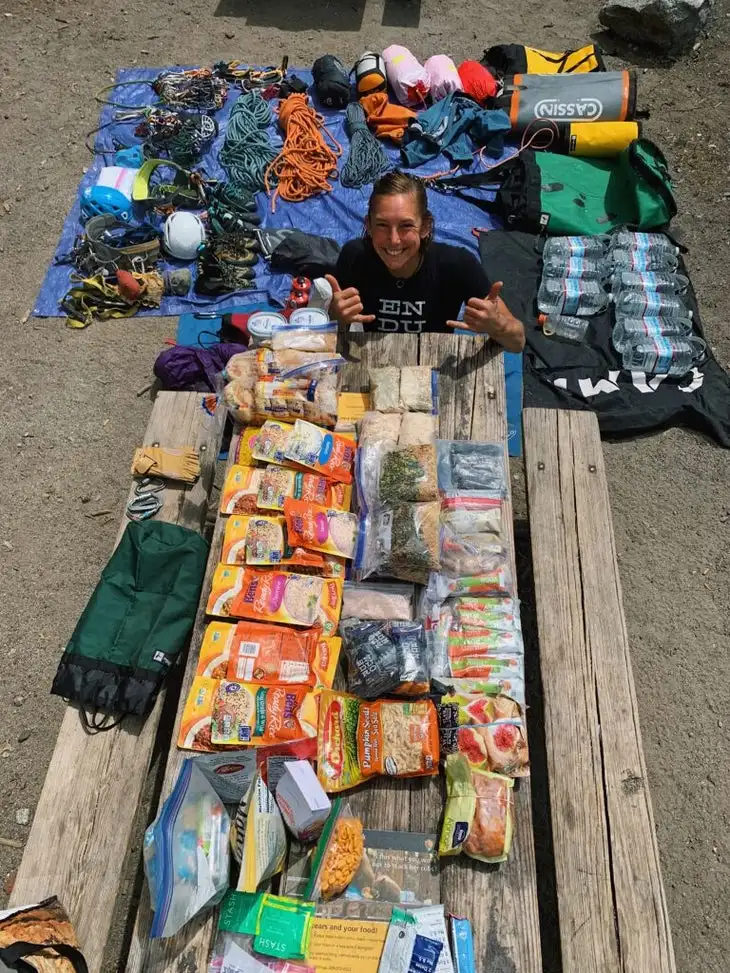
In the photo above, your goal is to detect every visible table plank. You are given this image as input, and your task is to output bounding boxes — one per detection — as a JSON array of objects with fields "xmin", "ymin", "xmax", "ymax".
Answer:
[
  {"xmin": 9, "ymin": 392, "xmax": 224, "ymax": 973},
  {"xmin": 523, "ymin": 408, "xmax": 676, "ymax": 973}
]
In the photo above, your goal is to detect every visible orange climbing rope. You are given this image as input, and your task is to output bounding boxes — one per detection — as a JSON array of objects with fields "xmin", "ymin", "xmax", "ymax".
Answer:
[{"xmin": 265, "ymin": 93, "xmax": 342, "ymax": 211}]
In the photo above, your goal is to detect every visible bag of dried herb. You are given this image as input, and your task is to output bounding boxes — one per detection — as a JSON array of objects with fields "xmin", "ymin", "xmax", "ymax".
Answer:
[
  {"xmin": 377, "ymin": 502, "xmax": 441, "ymax": 584},
  {"xmin": 379, "ymin": 445, "xmax": 439, "ymax": 504}
]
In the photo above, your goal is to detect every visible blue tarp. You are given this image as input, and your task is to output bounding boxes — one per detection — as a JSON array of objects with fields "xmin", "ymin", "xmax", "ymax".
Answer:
[
  {"xmin": 33, "ymin": 65, "xmax": 511, "ymax": 317},
  {"xmin": 33, "ymin": 65, "xmax": 522, "ymax": 453}
]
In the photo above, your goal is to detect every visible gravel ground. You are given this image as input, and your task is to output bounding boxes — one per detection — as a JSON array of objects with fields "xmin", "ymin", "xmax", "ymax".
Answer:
[{"xmin": 0, "ymin": 2, "xmax": 728, "ymax": 971}]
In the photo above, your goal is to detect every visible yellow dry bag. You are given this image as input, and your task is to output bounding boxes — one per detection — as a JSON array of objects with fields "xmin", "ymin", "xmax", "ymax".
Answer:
[{"xmin": 483, "ymin": 44, "xmax": 604, "ymax": 76}]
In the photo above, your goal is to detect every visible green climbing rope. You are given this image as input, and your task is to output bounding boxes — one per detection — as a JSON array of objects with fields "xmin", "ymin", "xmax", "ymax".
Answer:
[
  {"xmin": 341, "ymin": 102, "xmax": 390, "ymax": 189},
  {"xmin": 219, "ymin": 91, "xmax": 278, "ymax": 194}
]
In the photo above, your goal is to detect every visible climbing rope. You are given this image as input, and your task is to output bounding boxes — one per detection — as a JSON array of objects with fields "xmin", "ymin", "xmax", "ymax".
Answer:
[
  {"xmin": 265, "ymin": 93, "xmax": 342, "ymax": 211},
  {"xmin": 219, "ymin": 91, "xmax": 278, "ymax": 194},
  {"xmin": 340, "ymin": 102, "xmax": 390, "ymax": 189}
]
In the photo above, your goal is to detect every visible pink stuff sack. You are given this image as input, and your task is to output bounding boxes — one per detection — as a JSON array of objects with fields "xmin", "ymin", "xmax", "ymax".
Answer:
[
  {"xmin": 424, "ymin": 55, "xmax": 463, "ymax": 102},
  {"xmin": 383, "ymin": 45, "xmax": 430, "ymax": 107}
]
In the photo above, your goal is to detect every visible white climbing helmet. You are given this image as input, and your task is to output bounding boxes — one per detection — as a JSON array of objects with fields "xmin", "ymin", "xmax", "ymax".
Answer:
[{"xmin": 163, "ymin": 212, "xmax": 206, "ymax": 260}]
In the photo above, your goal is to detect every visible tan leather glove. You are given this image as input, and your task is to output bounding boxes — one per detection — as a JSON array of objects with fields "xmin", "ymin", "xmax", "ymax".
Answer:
[{"xmin": 131, "ymin": 446, "xmax": 201, "ymax": 484}]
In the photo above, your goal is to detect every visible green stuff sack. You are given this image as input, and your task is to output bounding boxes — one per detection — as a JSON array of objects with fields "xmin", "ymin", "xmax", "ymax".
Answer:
[
  {"xmin": 51, "ymin": 520, "xmax": 208, "ymax": 722},
  {"xmin": 483, "ymin": 43, "xmax": 604, "ymax": 75},
  {"xmin": 433, "ymin": 138, "xmax": 676, "ymax": 236}
]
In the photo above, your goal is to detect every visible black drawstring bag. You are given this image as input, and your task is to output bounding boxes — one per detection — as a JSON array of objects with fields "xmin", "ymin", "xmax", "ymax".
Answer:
[{"xmin": 312, "ymin": 55, "xmax": 351, "ymax": 109}]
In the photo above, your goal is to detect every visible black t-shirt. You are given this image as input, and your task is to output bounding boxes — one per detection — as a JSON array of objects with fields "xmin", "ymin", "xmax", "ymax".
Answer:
[{"xmin": 334, "ymin": 240, "xmax": 491, "ymax": 334}]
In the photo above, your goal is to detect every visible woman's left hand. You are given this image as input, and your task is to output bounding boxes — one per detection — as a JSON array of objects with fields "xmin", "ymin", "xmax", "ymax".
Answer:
[{"xmin": 446, "ymin": 282, "xmax": 526, "ymax": 353}]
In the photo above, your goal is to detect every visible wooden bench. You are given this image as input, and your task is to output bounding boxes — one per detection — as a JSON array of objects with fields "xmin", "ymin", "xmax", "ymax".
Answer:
[
  {"xmin": 522, "ymin": 408, "xmax": 676, "ymax": 973},
  {"xmin": 124, "ymin": 333, "xmax": 543, "ymax": 973},
  {"xmin": 8, "ymin": 391, "xmax": 224, "ymax": 973}
]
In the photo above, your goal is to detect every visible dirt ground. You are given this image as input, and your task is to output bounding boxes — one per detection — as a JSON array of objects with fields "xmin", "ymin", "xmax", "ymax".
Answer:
[{"xmin": 0, "ymin": 1, "xmax": 728, "ymax": 971}]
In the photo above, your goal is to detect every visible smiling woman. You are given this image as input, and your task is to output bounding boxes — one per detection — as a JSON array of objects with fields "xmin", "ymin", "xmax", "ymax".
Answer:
[{"xmin": 326, "ymin": 170, "xmax": 525, "ymax": 351}]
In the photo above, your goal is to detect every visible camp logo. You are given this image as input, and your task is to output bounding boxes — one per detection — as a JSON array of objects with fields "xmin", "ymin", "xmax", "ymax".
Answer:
[{"xmin": 533, "ymin": 97, "xmax": 603, "ymax": 120}]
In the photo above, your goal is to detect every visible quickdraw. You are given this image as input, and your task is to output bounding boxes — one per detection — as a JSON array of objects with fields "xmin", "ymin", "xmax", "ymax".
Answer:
[
  {"xmin": 95, "ymin": 68, "xmax": 228, "ymax": 113},
  {"xmin": 214, "ymin": 57, "xmax": 288, "ymax": 93}
]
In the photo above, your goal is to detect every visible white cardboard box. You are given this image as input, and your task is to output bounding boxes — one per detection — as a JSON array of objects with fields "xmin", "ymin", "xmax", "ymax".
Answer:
[{"xmin": 275, "ymin": 760, "xmax": 331, "ymax": 841}]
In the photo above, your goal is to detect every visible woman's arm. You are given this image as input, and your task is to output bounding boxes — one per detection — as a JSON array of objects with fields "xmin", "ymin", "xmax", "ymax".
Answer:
[{"xmin": 447, "ymin": 282, "xmax": 526, "ymax": 352}]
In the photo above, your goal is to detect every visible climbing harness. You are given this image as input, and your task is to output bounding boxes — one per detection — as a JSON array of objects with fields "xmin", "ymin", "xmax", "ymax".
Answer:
[
  {"xmin": 61, "ymin": 269, "xmax": 164, "ymax": 328},
  {"xmin": 340, "ymin": 102, "xmax": 389, "ymax": 189},
  {"xmin": 131, "ymin": 159, "xmax": 208, "ymax": 210},
  {"xmin": 265, "ymin": 94, "xmax": 342, "ymax": 211},
  {"xmin": 58, "ymin": 215, "xmax": 160, "ymax": 278},
  {"xmin": 219, "ymin": 91, "xmax": 278, "ymax": 194}
]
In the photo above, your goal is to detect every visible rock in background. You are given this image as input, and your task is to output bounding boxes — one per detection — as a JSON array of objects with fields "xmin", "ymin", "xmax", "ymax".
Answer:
[{"xmin": 599, "ymin": 0, "xmax": 711, "ymax": 53}]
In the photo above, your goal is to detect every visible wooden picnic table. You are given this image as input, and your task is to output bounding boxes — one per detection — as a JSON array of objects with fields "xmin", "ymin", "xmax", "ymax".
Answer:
[{"xmin": 125, "ymin": 332, "xmax": 543, "ymax": 973}]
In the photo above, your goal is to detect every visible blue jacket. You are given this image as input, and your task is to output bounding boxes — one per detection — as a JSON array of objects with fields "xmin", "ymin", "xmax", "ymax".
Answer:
[{"xmin": 401, "ymin": 92, "xmax": 511, "ymax": 168}]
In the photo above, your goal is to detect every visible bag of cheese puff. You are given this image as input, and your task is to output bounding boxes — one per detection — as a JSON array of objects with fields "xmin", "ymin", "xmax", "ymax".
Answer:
[{"xmin": 305, "ymin": 798, "xmax": 364, "ymax": 901}]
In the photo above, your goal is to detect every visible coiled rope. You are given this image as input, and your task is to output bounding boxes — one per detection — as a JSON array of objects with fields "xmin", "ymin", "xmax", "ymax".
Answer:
[
  {"xmin": 265, "ymin": 93, "xmax": 342, "ymax": 211},
  {"xmin": 340, "ymin": 102, "xmax": 390, "ymax": 189},
  {"xmin": 219, "ymin": 91, "xmax": 278, "ymax": 194}
]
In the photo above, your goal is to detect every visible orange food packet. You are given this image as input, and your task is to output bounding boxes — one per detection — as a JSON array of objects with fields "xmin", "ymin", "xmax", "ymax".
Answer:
[
  {"xmin": 284, "ymin": 420, "xmax": 355, "ymax": 484},
  {"xmin": 284, "ymin": 498, "xmax": 359, "ymax": 560},
  {"xmin": 220, "ymin": 465, "xmax": 263, "ymax": 515},
  {"xmin": 211, "ymin": 682, "xmax": 309, "ymax": 746},
  {"xmin": 226, "ymin": 621, "xmax": 317, "ymax": 686}
]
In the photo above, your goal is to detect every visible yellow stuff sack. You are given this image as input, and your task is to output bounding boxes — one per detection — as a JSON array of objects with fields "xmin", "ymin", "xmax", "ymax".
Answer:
[{"xmin": 483, "ymin": 43, "xmax": 604, "ymax": 76}]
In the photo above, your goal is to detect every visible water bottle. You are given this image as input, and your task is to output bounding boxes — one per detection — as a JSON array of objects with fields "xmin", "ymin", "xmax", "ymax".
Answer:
[
  {"xmin": 613, "ymin": 270, "xmax": 689, "ymax": 294},
  {"xmin": 611, "ymin": 249, "xmax": 678, "ymax": 273},
  {"xmin": 543, "ymin": 235, "xmax": 609, "ymax": 260},
  {"xmin": 612, "ymin": 315, "xmax": 693, "ymax": 354},
  {"xmin": 539, "ymin": 314, "xmax": 590, "ymax": 342},
  {"xmin": 611, "ymin": 230, "xmax": 679, "ymax": 256},
  {"xmin": 622, "ymin": 336, "xmax": 706, "ymax": 376},
  {"xmin": 613, "ymin": 289, "xmax": 690, "ymax": 319},
  {"xmin": 537, "ymin": 278, "xmax": 609, "ymax": 316},
  {"xmin": 541, "ymin": 254, "xmax": 608, "ymax": 280}
]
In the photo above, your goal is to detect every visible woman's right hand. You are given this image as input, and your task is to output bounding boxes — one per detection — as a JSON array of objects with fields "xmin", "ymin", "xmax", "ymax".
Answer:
[{"xmin": 325, "ymin": 275, "xmax": 376, "ymax": 327}]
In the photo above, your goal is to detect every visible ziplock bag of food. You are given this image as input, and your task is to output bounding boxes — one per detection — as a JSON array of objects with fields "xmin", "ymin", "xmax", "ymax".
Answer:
[
  {"xmin": 305, "ymin": 798, "xmax": 364, "ymax": 901},
  {"xmin": 438, "ymin": 692, "xmax": 521, "ymax": 727},
  {"xmin": 449, "ymin": 596, "xmax": 519, "ymax": 633},
  {"xmin": 380, "ymin": 444, "xmax": 439, "ymax": 503},
  {"xmin": 342, "ymin": 581, "xmax": 415, "ymax": 621},
  {"xmin": 389, "ymin": 620, "xmax": 430, "ymax": 695},
  {"xmin": 225, "ymin": 621, "xmax": 318, "ymax": 686},
  {"xmin": 284, "ymin": 498, "xmax": 358, "ymax": 560},
  {"xmin": 225, "ymin": 350, "xmax": 259, "ymax": 384},
  {"xmin": 439, "ymin": 753, "xmax": 514, "ymax": 863},
  {"xmin": 233, "ymin": 772, "xmax": 287, "ymax": 892},
  {"xmin": 441, "ymin": 494, "xmax": 502, "ymax": 537},
  {"xmin": 379, "ymin": 502, "xmax": 441, "ymax": 584},
  {"xmin": 438, "ymin": 526, "xmax": 507, "ymax": 578},
  {"xmin": 339, "ymin": 618, "xmax": 401, "ymax": 697},
  {"xmin": 254, "ymin": 420, "xmax": 295, "ymax": 466},
  {"xmin": 221, "ymin": 466, "xmax": 264, "ymax": 516},
  {"xmin": 317, "ymin": 691, "xmax": 440, "ymax": 792},
  {"xmin": 285, "ymin": 420, "xmax": 355, "ymax": 484},
  {"xmin": 358, "ymin": 410, "xmax": 402, "ymax": 447},
  {"xmin": 224, "ymin": 379, "xmax": 257, "ymax": 424},
  {"xmin": 426, "ymin": 562, "xmax": 513, "ymax": 601},
  {"xmin": 271, "ymin": 323, "xmax": 338, "ymax": 353},
  {"xmin": 369, "ymin": 366, "xmax": 403, "ymax": 413},
  {"xmin": 448, "ymin": 626, "xmax": 524, "ymax": 662},
  {"xmin": 445, "ymin": 671, "xmax": 525, "ymax": 709},
  {"xmin": 436, "ymin": 441, "xmax": 506, "ymax": 496},
  {"xmin": 253, "ymin": 375, "xmax": 339, "ymax": 428},
  {"xmin": 439, "ymin": 711, "xmax": 529, "ymax": 776},
  {"xmin": 258, "ymin": 466, "xmax": 350, "ymax": 512},
  {"xmin": 399, "ymin": 366, "xmax": 438, "ymax": 413},
  {"xmin": 257, "ymin": 347, "xmax": 344, "ymax": 378},
  {"xmin": 144, "ymin": 759, "xmax": 230, "ymax": 938},
  {"xmin": 211, "ymin": 682, "xmax": 309, "ymax": 745},
  {"xmin": 398, "ymin": 412, "xmax": 438, "ymax": 447}
]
